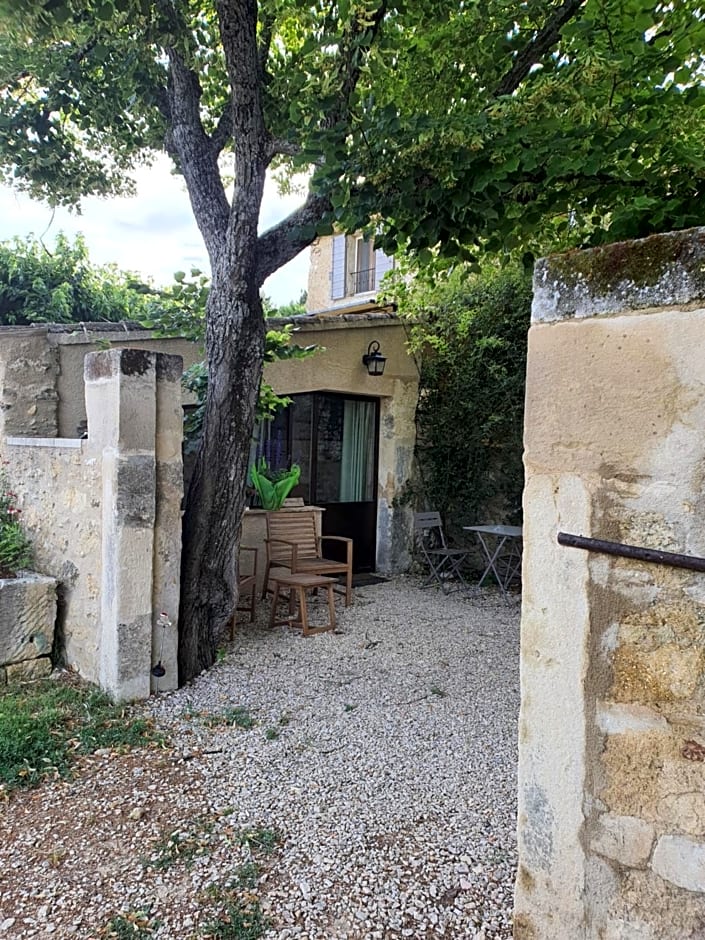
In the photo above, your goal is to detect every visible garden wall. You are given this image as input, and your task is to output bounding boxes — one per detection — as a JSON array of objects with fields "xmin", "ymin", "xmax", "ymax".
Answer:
[
  {"xmin": 2, "ymin": 348, "xmax": 183, "ymax": 701},
  {"xmin": 516, "ymin": 227, "xmax": 705, "ymax": 938}
]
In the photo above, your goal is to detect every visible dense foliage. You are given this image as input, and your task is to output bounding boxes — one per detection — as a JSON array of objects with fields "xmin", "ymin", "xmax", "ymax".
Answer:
[
  {"xmin": 400, "ymin": 266, "xmax": 532, "ymax": 536},
  {"xmin": 0, "ymin": 233, "xmax": 153, "ymax": 325},
  {"xmin": 0, "ymin": 466, "xmax": 32, "ymax": 577}
]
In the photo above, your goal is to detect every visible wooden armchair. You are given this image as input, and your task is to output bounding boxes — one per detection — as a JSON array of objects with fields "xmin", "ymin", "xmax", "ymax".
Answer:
[
  {"xmin": 262, "ymin": 509, "xmax": 353, "ymax": 606},
  {"xmin": 229, "ymin": 546, "xmax": 258, "ymax": 639}
]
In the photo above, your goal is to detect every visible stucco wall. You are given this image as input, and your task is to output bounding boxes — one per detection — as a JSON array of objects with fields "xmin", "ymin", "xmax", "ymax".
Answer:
[
  {"xmin": 307, "ymin": 237, "xmax": 333, "ymax": 313},
  {"xmin": 266, "ymin": 314, "xmax": 419, "ymax": 573},
  {"xmin": 516, "ymin": 227, "xmax": 705, "ymax": 938},
  {"xmin": 3, "ymin": 439, "xmax": 98, "ymax": 678}
]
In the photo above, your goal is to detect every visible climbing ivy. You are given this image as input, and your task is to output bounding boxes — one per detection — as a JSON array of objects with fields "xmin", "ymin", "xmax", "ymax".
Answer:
[{"xmin": 399, "ymin": 264, "xmax": 532, "ymax": 537}]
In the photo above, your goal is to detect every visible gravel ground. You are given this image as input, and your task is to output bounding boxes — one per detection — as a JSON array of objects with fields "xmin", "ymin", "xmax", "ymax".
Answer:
[{"xmin": 0, "ymin": 578, "xmax": 520, "ymax": 939}]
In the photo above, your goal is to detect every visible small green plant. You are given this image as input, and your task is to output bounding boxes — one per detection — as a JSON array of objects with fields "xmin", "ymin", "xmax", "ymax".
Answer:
[
  {"xmin": 201, "ymin": 892, "xmax": 268, "ymax": 939},
  {"xmin": 344, "ymin": 703, "xmax": 357, "ymax": 712},
  {"xmin": 223, "ymin": 706, "xmax": 255, "ymax": 729},
  {"xmin": 0, "ymin": 678, "xmax": 159, "ymax": 793},
  {"xmin": 430, "ymin": 685, "xmax": 447, "ymax": 698},
  {"xmin": 264, "ymin": 727, "xmax": 279, "ymax": 741},
  {"xmin": 237, "ymin": 827, "xmax": 280, "ymax": 855},
  {"xmin": 249, "ymin": 458, "xmax": 301, "ymax": 511},
  {"xmin": 144, "ymin": 821, "xmax": 213, "ymax": 871},
  {"xmin": 0, "ymin": 465, "xmax": 32, "ymax": 577},
  {"xmin": 102, "ymin": 909, "xmax": 159, "ymax": 938}
]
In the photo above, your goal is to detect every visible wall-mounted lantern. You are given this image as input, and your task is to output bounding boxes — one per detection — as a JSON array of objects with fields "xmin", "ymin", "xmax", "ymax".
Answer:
[{"xmin": 362, "ymin": 340, "xmax": 387, "ymax": 377}]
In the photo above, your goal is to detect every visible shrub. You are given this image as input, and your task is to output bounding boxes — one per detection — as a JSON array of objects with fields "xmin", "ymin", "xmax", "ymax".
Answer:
[
  {"xmin": 0, "ymin": 468, "xmax": 32, "ymax": 576},
  {"xmin": 399, "ymin": 264, "xmax": 532, "ymax": 536}
]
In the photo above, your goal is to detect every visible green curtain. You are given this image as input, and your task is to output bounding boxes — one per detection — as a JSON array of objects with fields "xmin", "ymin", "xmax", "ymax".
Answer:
[{"xmin": 340, "ymin": 399, "xmax": 375, "ymax": 501}]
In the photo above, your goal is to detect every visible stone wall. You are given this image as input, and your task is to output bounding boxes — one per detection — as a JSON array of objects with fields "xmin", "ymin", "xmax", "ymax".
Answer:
[
  {"xmin": 3, "ymin": 348, "xmax": 183, "ymax": 701},
  {"xmin": 516, "ymin": 227, "xmax": 705, "ymax": 938}
]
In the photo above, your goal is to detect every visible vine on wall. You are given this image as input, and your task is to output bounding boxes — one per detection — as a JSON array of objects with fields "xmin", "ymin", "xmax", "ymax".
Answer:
[{"xmin": 399, "ymin": 265, "xmax": 532, "ymax": 541}]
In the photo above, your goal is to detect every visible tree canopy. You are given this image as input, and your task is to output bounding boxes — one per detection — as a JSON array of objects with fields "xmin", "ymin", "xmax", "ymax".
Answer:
[
  {"xmin": 2, "ymin": 0, "xmax": 704, "ymax": 681},
  {"xmin": 2, "ymin": 1, "xmax": 704, "ymax": 262}
]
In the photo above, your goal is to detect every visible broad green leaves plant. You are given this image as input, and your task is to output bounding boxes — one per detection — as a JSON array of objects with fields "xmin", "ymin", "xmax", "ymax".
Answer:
[{"xmin": 249, "ymin": 458, "xmax": 301, "ymax": 511}]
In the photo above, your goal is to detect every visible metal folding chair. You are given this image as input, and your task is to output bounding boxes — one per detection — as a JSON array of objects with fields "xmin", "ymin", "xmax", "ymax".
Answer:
[{"xmin": 413, "ymin": 511, "xmax": 471, "ymax": 593}]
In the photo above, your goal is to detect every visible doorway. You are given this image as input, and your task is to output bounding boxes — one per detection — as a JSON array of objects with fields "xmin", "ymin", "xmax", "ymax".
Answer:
[{"xmin": 258, "ymin": 392, "xmax": 380, "ymax": 571}]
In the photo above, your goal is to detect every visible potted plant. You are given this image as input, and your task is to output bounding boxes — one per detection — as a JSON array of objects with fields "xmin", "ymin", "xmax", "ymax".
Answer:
[{"xmin": 249, "ymin": 457, "xmax": 301, "ymax": 511}]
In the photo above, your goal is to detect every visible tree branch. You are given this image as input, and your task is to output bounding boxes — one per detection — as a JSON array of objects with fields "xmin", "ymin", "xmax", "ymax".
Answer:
[
  {"xmin": 493, "ymin": 0, "xmax": 587, "ymax": 97},
  {"xmin": 167, "ymin": 47, "xmax": 230, "ymax": 259},
  {"xmin": 210, "ymin": 103, "xmax": 233, "ymax": 156},
  {"xmin": 267, "ymin": 138, "xmax": 302, "ymax": 160},
  {"xmin": 256, "ymin": 191, "xmax": 332, "ymax": 285},
  {"xmin": 324, "ymin": 0, "xmax": 389, "ymax": 130}
]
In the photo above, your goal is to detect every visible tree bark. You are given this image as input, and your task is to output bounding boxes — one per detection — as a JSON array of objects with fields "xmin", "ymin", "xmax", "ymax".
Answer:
[{"xmin": 178, "ymin": 267, "xmax": 265, "ymax": 680}]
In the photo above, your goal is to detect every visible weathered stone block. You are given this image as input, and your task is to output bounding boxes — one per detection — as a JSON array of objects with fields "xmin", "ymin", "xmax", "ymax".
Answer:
[
  {"xmin": 5, "ymin": 656, "xmax": 52, "ymax": 683},
  {"xmin": 0, "ymin": 573, "xmax": 56, "ymax": 665},
  {"xmin": 591, "ymin": 814, "xmax": 655, "ymax": 868},
  {"xmin": 652, "ymin": 834, "xmax": 705, "ymax": 892},
  {"xmin": 597, "ymin": 702, "xmax": 669, "ymax": 735}
]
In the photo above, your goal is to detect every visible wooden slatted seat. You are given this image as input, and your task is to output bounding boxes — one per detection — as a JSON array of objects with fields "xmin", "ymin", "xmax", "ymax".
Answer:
[
  {"xmin": 262, "ymin": 509, "xmax": 353, "ymax": 606},
  {"xmin": 228, "ymin": 546, "xmax": 258, "ymax": 638}
]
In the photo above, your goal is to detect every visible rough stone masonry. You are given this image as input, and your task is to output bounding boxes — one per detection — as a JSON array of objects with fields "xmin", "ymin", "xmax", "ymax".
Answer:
[{"xmin": 516, "ymin": 227, "xmax": 705, "ymax": 939}]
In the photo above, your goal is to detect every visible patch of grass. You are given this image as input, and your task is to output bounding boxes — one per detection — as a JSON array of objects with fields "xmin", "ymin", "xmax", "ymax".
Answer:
[
  {"xmin": 264, "ymin": 727, "xmax": 279, "ymax": 741},
  {"xmin": 0, "ymin": 677, "xmax": 160, "ymax": 794},
  {"xmin": 237, "ymin": 827, "xmax": 280, "ymax": 855},
  {"xmin": 430, "ymin": 685, "xmax": 447, "ymax": 698},
  {"xmin": 203, "ymin": 706, "xmax": 255, "ymax": 730},
  {"xmin": 143, "ymin": 820, "xmax": 213, "ymax": 871},
  {"xmin": 343, "ymin": 703, "xmax": 357, "ymax": 713},
  {"xmin": 102, "ymin": 909, "xmax": 159, "ymax": 938},
  {"xmin": 201, "ymin": 891, "xmax": 268, "ymax": 939}
]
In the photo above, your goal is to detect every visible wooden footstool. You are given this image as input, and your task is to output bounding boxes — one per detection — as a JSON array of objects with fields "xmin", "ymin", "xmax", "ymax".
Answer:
[{"xmin": 268, "ymin": 572, "xmax": 337, "ymax": 636}]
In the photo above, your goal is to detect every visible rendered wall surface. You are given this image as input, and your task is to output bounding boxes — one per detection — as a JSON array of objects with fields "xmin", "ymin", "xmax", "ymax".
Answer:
[
  {"xmin": 265, "ymin": 314, "xmax": 419, "ymax": 574},
  {"xmin": 516, "ymin": 227, "xmax": 705, "ymax": 939}
]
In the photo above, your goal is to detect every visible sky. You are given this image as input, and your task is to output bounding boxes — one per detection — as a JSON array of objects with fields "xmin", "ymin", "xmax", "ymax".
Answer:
[{"xmin": 0, "ymin": 155, "xmax": 311, "ymax": 307}]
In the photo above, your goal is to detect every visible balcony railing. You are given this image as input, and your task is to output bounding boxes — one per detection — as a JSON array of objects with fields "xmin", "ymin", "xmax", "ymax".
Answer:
[{"xmin": 350, "ymin": 267, "xmax": 375, "ymax": 295}]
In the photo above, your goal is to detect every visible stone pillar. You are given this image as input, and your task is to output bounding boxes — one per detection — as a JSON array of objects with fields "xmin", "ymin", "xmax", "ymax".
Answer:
[
  {"xmin": 516, "ymin": 228, "xmax": 705, "ymax": 938},
  {"xmin": 151, "ymin": 354, "xmax": 183, "ymax": 693},
  {"xmin": 85, "ymin": 348, "xmax": 182, "ymax": 702}
]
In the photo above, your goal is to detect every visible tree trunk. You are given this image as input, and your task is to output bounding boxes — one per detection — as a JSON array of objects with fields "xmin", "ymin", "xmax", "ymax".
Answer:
[{"xmin": 178, "ymin": 262, "xmax": 265, "ymax": 682}]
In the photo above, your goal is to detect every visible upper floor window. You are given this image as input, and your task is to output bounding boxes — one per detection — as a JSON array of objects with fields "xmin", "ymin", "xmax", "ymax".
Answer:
[{"xmin": 331, "ymin": 234, "xmax": 394, "ymax": 300}]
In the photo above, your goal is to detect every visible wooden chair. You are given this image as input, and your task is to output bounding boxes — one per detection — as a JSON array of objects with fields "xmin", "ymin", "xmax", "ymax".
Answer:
[
  {"xmin": 262, "ymin": 509, "xmax": 354, "ymax": 606},
  {"xmin": 229, "ymin": 546, "xmax": 258, "ymax": 639}
]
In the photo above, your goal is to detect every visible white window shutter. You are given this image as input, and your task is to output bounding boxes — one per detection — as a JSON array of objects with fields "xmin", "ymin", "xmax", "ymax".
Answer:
[
  {"xmin": 374, "ymin": 249, "xmax": 394, "ymax": 290},
  {"xmin": 331, "ymin": 235, "xmax": 346, "ymax": 299}
]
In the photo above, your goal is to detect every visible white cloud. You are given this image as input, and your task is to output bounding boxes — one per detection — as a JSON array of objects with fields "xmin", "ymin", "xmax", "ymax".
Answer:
[{"xmin": 0, "ymin": 156, "xmax": 310, "ymax": 306}]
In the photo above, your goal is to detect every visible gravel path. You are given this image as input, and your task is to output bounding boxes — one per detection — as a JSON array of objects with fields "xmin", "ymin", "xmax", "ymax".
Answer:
[{"xmin": 1, "ymin": 578, "xmax": 519, "ymax": 939}]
